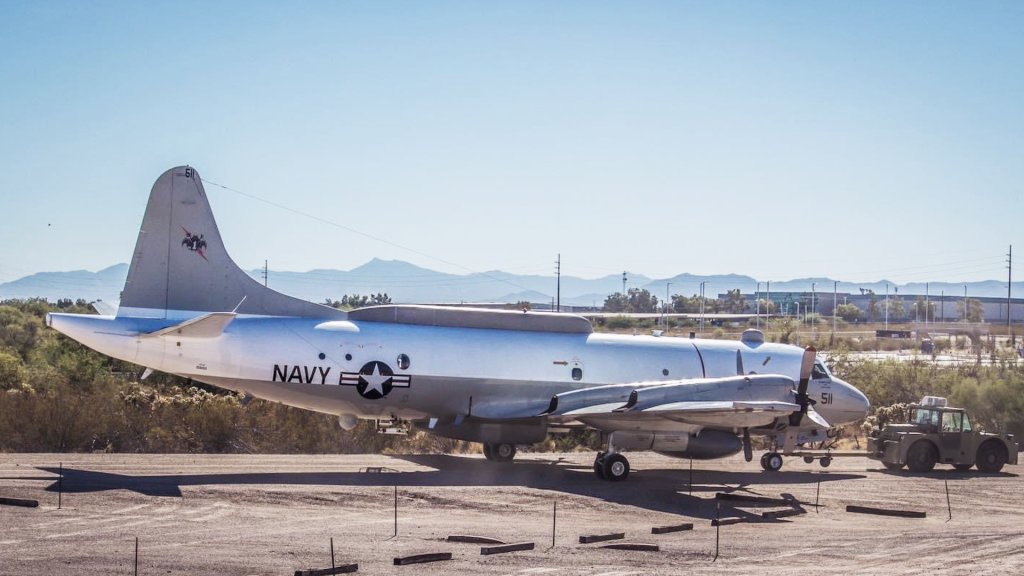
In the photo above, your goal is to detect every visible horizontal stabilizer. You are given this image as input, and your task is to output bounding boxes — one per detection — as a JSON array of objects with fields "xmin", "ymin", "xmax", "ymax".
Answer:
[{"xmin": 142, "ymin": 312, "xmax": 236, "ymax": 339}]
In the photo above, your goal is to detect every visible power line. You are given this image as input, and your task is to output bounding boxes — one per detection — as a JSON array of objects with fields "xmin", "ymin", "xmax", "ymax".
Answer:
[{"xmin": 201, "ymin": 177, "xmax": 545, "ymax": 298}]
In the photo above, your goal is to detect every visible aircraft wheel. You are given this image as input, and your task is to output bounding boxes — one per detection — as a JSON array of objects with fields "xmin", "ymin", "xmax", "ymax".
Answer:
[
  {"xmin": 602, "ymin": 453, "xmax": 630, "ymax": 481},
  {"xmin": 764, "ymin": 452, "xmax": 784, "ymax": 472},
  {"xmin": 803, "ymin": 456, "xmax": 815, "ymax": 464},
  {"xmin": 482, "ymin": 443, "xmax": 493, "ymax": 461},
  {"xmin": 593, "ymin": 453, "xmax": 606, "ymax": 480},
  {"xmin": 819, "ymin": 457, "xmax": 832, "ymax": 468},
  {"xmin": 906, "ymin": 441, "xmax": 937, "ymax": 473},
  {"xmin": 760, "ymin": 453, "xmax": 771, "ymax": 471},
  {"xmin": 488, "ymin": 443, "xmax": 517, "ymax": 463}
]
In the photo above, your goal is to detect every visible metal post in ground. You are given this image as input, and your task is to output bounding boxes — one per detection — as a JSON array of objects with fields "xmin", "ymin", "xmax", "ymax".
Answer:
[{"xmin": 551, "ymin": 500, "xmax": 557, "ymax": 548}]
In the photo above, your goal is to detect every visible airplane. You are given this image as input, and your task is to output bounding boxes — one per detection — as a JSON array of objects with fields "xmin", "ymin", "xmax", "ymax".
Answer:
[{"xmin": 47, "ymin": 165, "xmax": 870, "ymax": 480}]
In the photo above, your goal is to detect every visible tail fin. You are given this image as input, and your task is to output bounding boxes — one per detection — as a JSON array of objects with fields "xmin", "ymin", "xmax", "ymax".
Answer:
[{"xmin": 118, "ymin": 166, "xmax": 343, "ymax": 319}]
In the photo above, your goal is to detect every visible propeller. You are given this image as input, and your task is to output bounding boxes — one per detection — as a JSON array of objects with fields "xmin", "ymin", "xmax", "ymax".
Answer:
[
  {"xmin": 788, "ymin": 346, "xmax": 818, "ymax": 427},
  {"xmin": 735, "ymin": 350, "xmax": 745, "ymax": 375}
]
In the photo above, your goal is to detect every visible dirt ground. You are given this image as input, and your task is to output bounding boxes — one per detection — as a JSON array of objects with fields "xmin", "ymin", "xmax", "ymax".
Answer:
[{"xmin": 1, "ymin": 451, "xmax": 1021, "ymax": 575}]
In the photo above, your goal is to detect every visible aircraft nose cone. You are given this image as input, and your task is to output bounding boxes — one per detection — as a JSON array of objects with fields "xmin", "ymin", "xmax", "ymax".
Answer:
[{"xmin": 846, "ymin": 379, "xmax": 871, "ymax": 417}]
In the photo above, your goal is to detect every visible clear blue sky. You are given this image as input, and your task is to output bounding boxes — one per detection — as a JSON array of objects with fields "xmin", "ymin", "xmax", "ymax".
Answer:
[{"xmin": 1, "ymin": 1, "xmax": 1021, "ymax": 285}]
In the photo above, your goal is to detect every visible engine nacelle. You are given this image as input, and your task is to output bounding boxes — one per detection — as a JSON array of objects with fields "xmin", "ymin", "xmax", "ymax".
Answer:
[{"xmin": 610, "ymin": 429, "xmax": 741, "ymax": 460}]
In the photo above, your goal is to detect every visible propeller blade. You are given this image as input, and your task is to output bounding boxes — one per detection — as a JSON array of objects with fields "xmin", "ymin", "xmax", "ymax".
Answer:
[
  {"xmin": 736, "ymin": 350, "xmax": 745, "ymax": 376},
  {"xmin": 789, "ymin": 346, "xmax": 817, "ymax": 427},
  {"xmin": 797, "ymin": 346, "xmax": 816, "ymax": 400}
]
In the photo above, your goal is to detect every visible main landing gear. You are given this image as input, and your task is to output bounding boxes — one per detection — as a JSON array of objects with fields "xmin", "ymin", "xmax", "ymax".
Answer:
[
  {"xmin": 482, "ymin": 442, "xmax": 517, "ymax": 462},
  {"xmin": 593, "ymin": 451, "xmax": 630, "ymax": 481}
]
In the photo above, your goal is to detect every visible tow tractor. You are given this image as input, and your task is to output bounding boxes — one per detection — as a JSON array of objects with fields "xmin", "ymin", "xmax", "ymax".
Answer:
[{"xmin": 867, "ymin": 396, "xmax": 1018, "ymax": 473}]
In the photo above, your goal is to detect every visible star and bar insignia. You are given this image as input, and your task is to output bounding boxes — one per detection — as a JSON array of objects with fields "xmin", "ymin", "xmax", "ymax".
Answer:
[{"xmin": 340, "ymin": 361, "xmax": 411, "ymax": 399}]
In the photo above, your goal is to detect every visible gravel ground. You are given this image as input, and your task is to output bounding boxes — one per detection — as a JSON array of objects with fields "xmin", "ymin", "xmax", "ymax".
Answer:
[{"xmin": 1, "ymin": 452, "xmax": 1021, "ymax": 575}]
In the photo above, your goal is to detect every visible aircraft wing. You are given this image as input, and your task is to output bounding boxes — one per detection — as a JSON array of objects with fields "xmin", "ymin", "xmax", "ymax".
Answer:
[{"xmin": 539, "ymin": 374, "xmax": 804, "ymax": 430}]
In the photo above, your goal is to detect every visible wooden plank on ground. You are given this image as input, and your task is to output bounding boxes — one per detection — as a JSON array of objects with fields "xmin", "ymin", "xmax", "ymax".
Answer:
[
  {"xmin": 762, "ymin": 509, "xmax": 806, "ymax": 520},
  {"xmin": 293, "ymin": 564, "xmax": 358, "ymax": 576},
  {"xmin": 601, "ymin": 543, "xmax": 660, "ymax": 552},
  {"xmin": 715, "ymin": 492, "xmax": 793, "ymax": 506},
  {"xmin": 0, "ymin": 497, "xmax": 39, "ymax": 508},
  {"xmin": 651, "ymin": 523, "xmax": 693, "ymax": 534},
  {"xmin": 579, "ymin": 532, "xmax": 625, "ymax": 544},
  {"xmin": 480, "ymin": 542, "xmax": 535, "ymax": 555},
  {"xmin": 846, "ymin": 505, "xmax": 926, "ymax": 518},
  {"xmin": 393, "ymin": 553, "xmax": 452, "ymax": 566},
  {"xmin": 447, "ymin": 535, "xmax": 505, "ymax": 544},
  {"xmin": 711, "ymin": 517, "xmax": 746, "ymax": 526}
]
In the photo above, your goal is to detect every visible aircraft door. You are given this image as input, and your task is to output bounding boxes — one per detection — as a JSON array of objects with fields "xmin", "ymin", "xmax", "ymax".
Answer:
[{"xmin": 939, "ymin": 411, "xmax": 963, "ymax": 460}]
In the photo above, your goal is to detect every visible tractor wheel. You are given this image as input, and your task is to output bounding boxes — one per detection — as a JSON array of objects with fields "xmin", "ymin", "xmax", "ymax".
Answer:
[
  {"xmin": 906, "ymin": 441, "xmax": 938, "ymax": 473},
  {"xmin": 976, "ymin": 442, "xmax": 1008, "ymax": 473}
]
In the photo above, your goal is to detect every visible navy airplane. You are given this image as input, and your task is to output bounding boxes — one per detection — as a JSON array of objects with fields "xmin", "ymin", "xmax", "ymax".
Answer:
[{"xmin": 48, "ymin": 166, "xmax": 870, "ymax": 480}]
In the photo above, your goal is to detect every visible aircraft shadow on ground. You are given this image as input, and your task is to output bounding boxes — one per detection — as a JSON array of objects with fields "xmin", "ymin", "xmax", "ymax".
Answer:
[{"xmin": 38, "ymin": 455, "xmax": 863, "ymax": 518}]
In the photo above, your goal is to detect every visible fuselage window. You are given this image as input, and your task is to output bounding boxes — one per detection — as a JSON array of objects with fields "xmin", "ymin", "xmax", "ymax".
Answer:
[
  {"xmin": 397, "ymin": 353, "xmax": 411, "ymax": 370},
  {"xmin": 571, "ymin": 367, "xmax": 583, "ymax": 381}
]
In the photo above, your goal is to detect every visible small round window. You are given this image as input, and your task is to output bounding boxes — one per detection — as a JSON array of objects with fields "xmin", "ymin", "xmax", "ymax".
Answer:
[
  {"xmin": 571, "ymin": 367, "xmax": 583, "ymax": 381},
  {"xmin": 397, "ymin": 353, "xmax": 411, "ymax": 370}
]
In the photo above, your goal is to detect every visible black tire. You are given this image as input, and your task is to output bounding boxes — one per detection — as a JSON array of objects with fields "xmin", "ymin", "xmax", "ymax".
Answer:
[
  {"xmin": 491, "ymin": 443, "xmax": 517, "ymax": 463},
  {"xmin": 976, "ymin": 441, "xmax": 1008, "ymax": 473},
  {"xmin": 765, "ymin": 452, "xmax": 784, "ymax": 472},
  {"xmin": 760, "ymin": 453, "xmax": 771, "ymax": 471},
  {"xmin": 593, "ymin": 455, "xmax": 606, "ymax": 480},
  {"xmin": 482, "ymin": 443, "xmax": 493, "ymax": 461},
  {"xmin": 819, "ymin": 457, "xmax": 832, "ymax": 468},
  {"xmin": 906, "ymin": 441, "xmax": 938, "ymax": 473},
  {"xmin": 602, "ymin": 453, "xmax": 630, "ymax": 481},
  {"xmin": 953, "ymin": 463, "xmax": 973, "ymax": 471},
  {"xmin": 883, "ymin": 461, "xmax": 904, "ymax": 471},
  {"xmin": 803, "ymin": 456, "xmax": 815, "ymax": 464}
]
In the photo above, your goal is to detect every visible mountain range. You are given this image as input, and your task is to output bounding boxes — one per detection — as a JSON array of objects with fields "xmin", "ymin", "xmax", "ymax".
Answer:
[{"xmin": 1, "ymin": 259, "xmax": 1020, "ymax": 308}]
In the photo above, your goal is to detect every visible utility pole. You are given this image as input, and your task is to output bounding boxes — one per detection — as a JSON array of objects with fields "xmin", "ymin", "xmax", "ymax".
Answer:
[
  {"xmin": 555, "ymin": 254, "xmax": 561, "ymax": 313},
  {"xmin": 964, "ymin": 284, "xmax": 968, "ymax": 323},
  {"xmin": 833, "ymin": 280, "xmax": 837, "ymax": 337},
  {"xmin": 811, "ymin": 282, "xmax": 816, "ymax": 332},
  {"xmin": 766, "ymin": 281, "xmax": 771, "ymax": 322},
  {"xmin": 262, "ymin": 260, "xmax": 268, "ymax": 287},
  {"xmin": 884, "ymin": 283, "xmax": 889, "ymax": 329},
  {"xmin": 663, "ymin": 282, "xmax": 672, "ymax": 329},
  {"xmin": 622, "ymin": 271, "xmax": 628, "ymax": 296},
  {"xmin": 941, "ymin": 290, "xmax": 945, "ymax": 323},
  {"xmin": 699, "ymin": 281, "xmax": 706, "ymax": 335},
  {"xmin": 926, "ymin": 282, "xmax": 930, "ymax": 325},
  {"xmin": 756, "ymin": 282, "xmax": 761, "ymax": 329},
  {"xmin": 1008, "ymin": 245, "xmax": 1013, "ymax": 336}
]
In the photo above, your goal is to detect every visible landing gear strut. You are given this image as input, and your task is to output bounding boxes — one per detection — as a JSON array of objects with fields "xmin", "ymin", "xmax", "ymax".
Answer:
[{"xmin": 483, "ymin": 443, "xmax": 516, "ymax": 462}]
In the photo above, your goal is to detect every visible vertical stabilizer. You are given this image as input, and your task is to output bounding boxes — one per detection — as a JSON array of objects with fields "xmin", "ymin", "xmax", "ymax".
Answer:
[{"xmin": 118, "ymin": 166, "xmax": 343, "ymax": 319}]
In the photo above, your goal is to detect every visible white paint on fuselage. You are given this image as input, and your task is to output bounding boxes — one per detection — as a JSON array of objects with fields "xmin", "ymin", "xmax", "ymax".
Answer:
[{"xmin": 46, "ymin": 311, "xmax": 868, "ymax": 427}]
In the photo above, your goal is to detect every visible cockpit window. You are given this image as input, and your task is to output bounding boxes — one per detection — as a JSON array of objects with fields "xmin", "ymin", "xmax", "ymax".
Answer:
[{"xmin": 811, "ymin": 361, "xmax": 830, "ymax": 380}]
